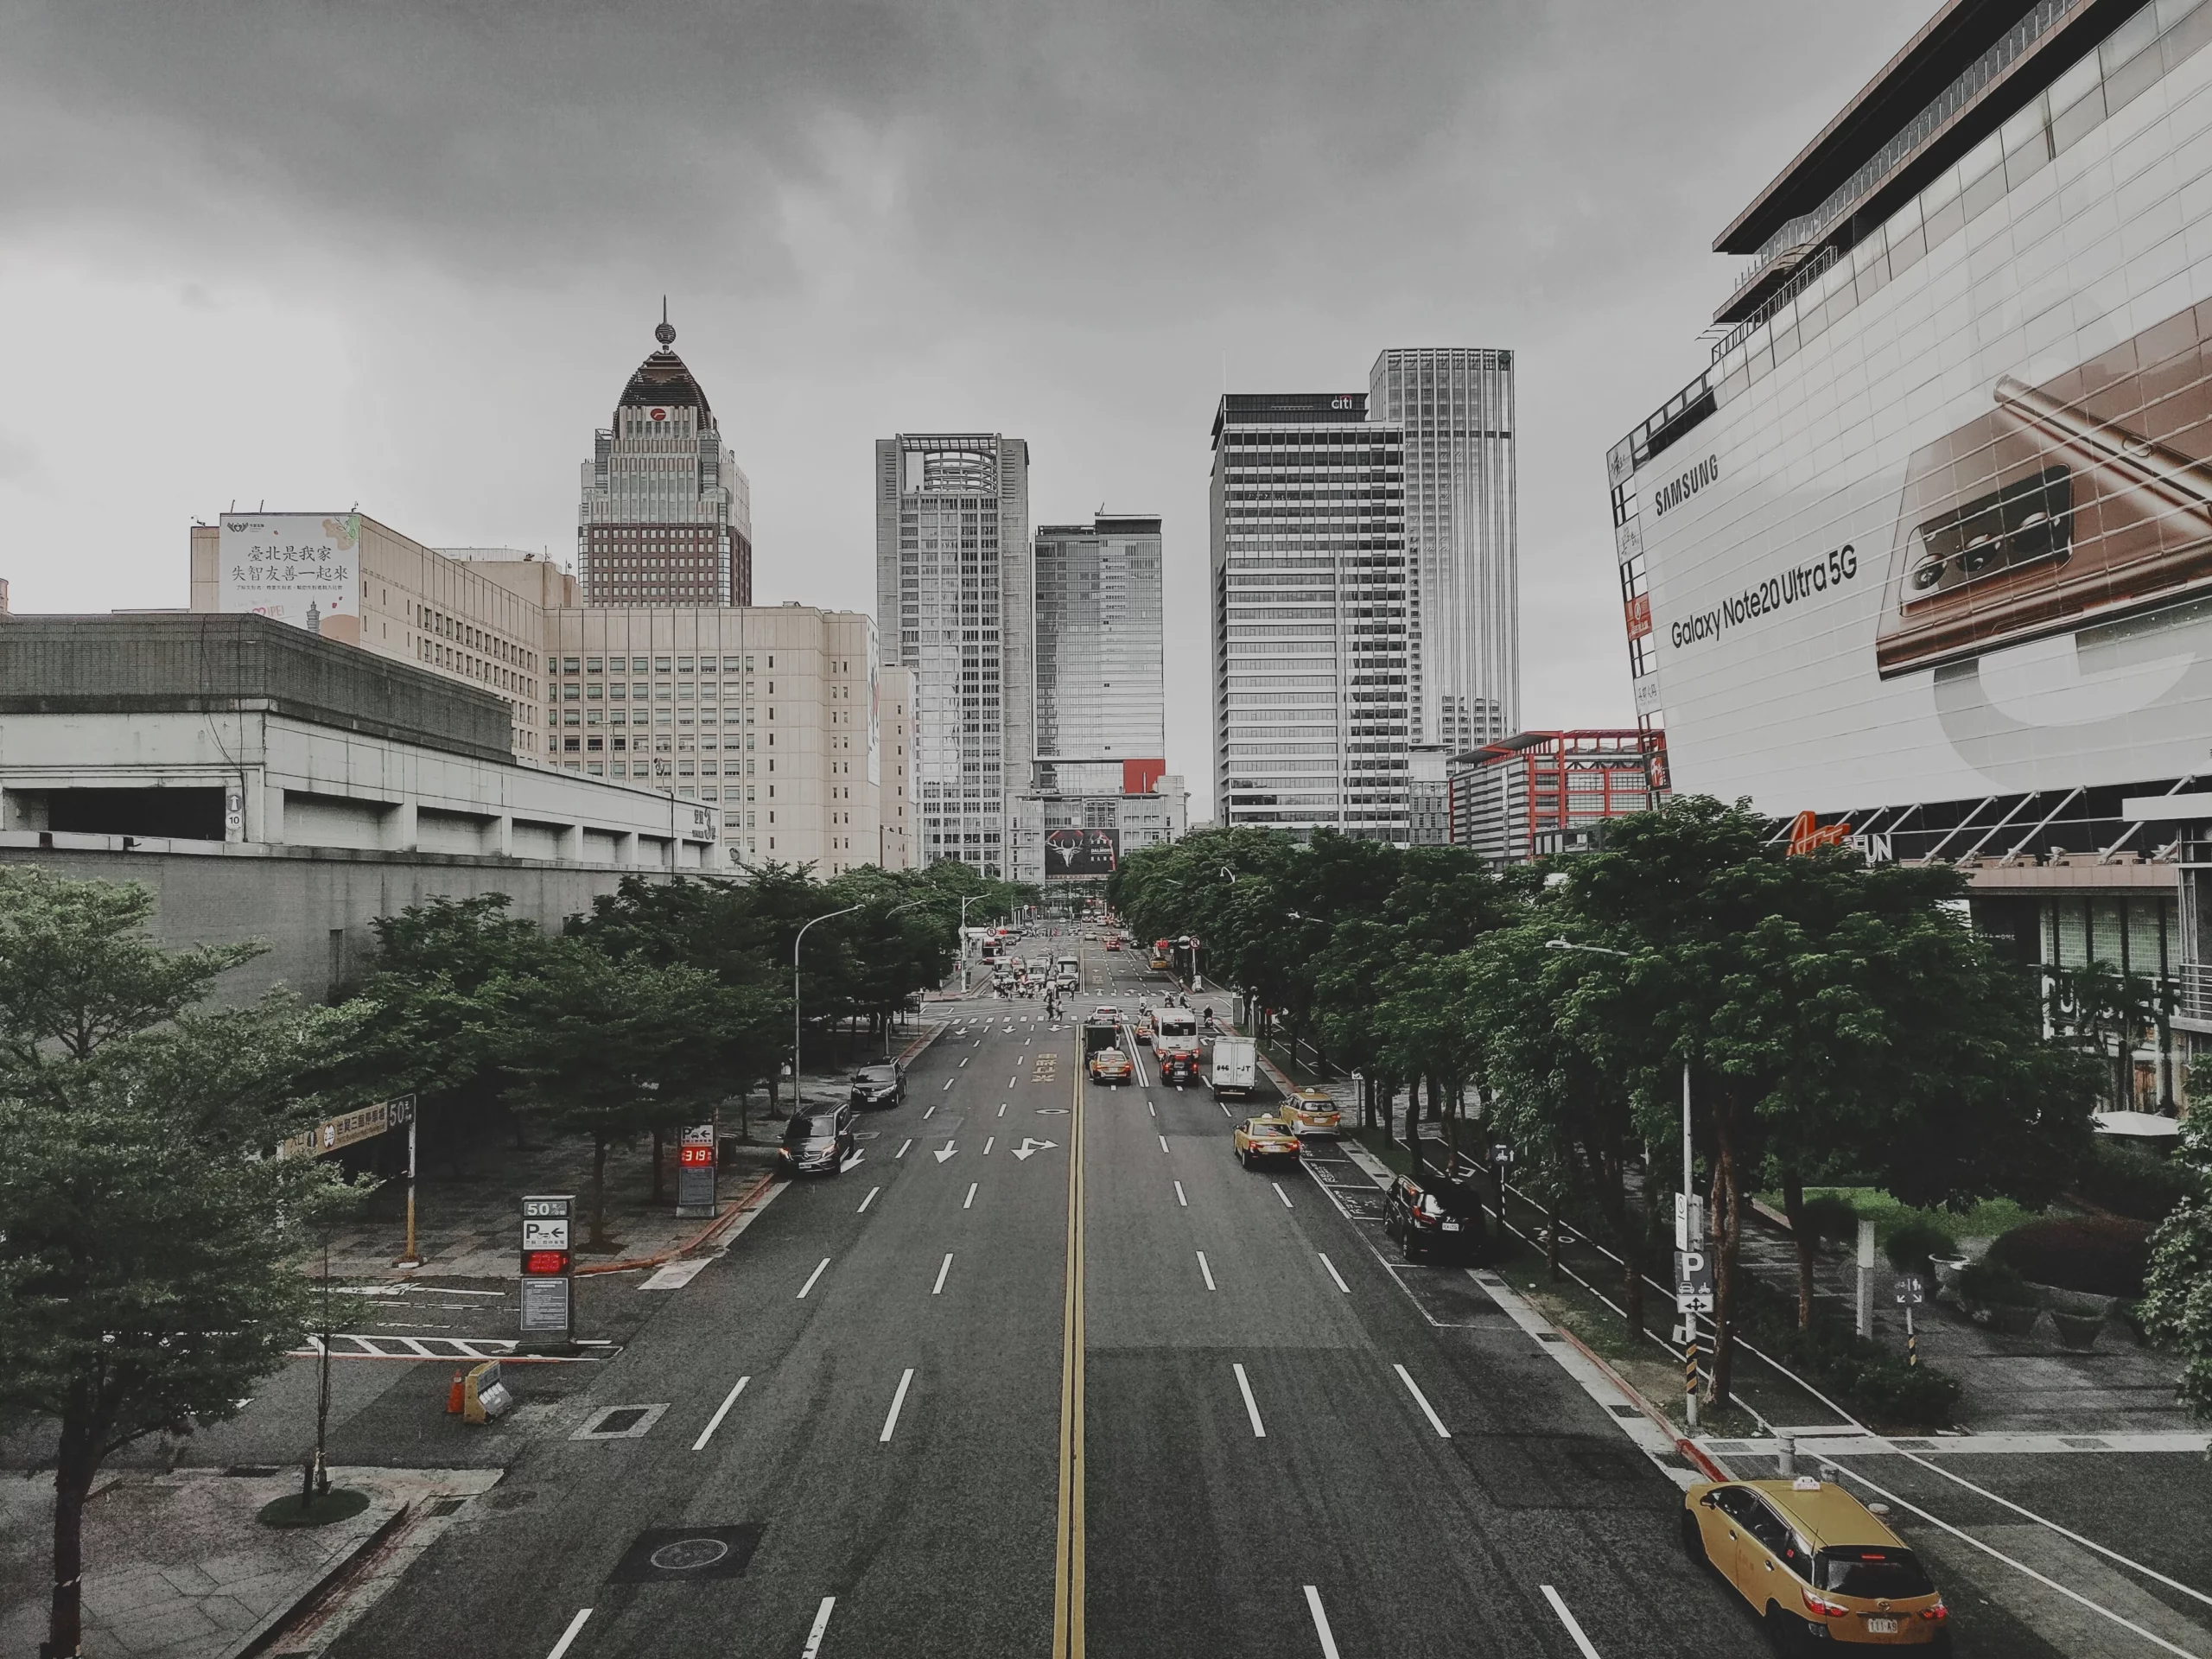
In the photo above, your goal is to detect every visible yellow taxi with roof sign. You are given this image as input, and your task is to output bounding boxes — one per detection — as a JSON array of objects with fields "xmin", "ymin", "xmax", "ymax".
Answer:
[
  {"xmin": 1280, "ymin": 1086, "xmax": 1342, "ymax": 1137},
  {"xmin": 1684, "ymin": 1474, "xmax": 1949, "ymax": 1650},
  {"xmin": 1232, "ymin": 1113, "xmax": 1300, "ymax": 1168}
]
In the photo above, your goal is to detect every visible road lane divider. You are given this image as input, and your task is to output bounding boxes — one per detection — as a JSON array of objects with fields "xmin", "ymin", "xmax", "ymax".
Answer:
[
  {"xmin": 1157, "ymin": 1135, "xmax": 1169, "ymax": 1154},
  {"xmin": 1540, "ymin": 1586, "xmax": 1603, "ymax": 1658},
  {"xmin": 1052, "ymin": 1021, "xmax": 1086, "ymax": 1659},
  {"xmin": 896, "ymin": 1140, "xmax": 912, "ymax": 1159},
  {"xmin": 1272, "ymin": 1182, "xmax": 1294, "ymax": 1209},
  {"xmin": 932, "ymin": 1254, "xmax": 954, "ymax": 1295},
  {"xmin": 801, "ymin": 1595, "xmax": 836, "ymax": 1657},
  {"xmin": 1232, "ymin": 1363, "xmax": 1267, "ymax": 1438},
  {"xmin": 983, "ymin": 1136, "xmax": 995, "ymax": 1155},
  {"xmin": 1318, "ymin": 1253, "xmax": 1350, "ymax": 1294},
  {"xmin": 1197, "ymin": 1251, "xmax": 1217, "ymax": 1291},
  {"xmin": 943, "ymin": 1079, "xmax": 955, "ymax": 1091},
  {"xmin": 545, "ymin": 1608, "xmax": 593, "ymax": 1658},
  {"xmin": 693, "ymin": 1376, "xmax": 751, "ymax": 1451},
  {"xmin": 857, "ymin": 1186, "xmax": 880, "ymax": 1213},
  {"xmin": 1302, "ymin": 1586, "xmax": 1340, "ymax": 1659},
  {"xmin": 1174, "ymin": 1181, "xmax": 1188, "ymax": 1207},
  {"xmin": 796, "ymin": 1257, "xmax": 830, "ymax": 1300},
  {"xmin": 1000, "ymin": 1103, "xmax": 1008, "ymax": 1116},
  {"xmin": 880, "ymin": 1367, "xmax": 916, "ymax": 1441},
  {"xmin": 964, "ymin": 1182, "xmax": 978, "ymax": 1209},
  {"xmin": 1393, "ymin": 1363, "xmax": 1451, "ymax": 1438}
]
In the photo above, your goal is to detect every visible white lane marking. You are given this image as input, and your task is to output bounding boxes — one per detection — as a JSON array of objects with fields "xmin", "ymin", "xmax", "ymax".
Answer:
[
  {"xmin": 1540, "ymin": 1586, "xmax": 1602, "ymax": 1659},
  {"xmin": 1219, "ymin": 1102, "xmax": 1232, "ymax": 1117},
  {"xmin": 880, "ymin": 1367, "xmax": 915, "ymax": 1441},
  {"xmin": 801, "ymin": 1594, "xmax": 836, "ymax": 1657},
  {"xmin": 797, "ymin": 1257, "xmax": 830, "ymax": 1299},
  {"xmin": 942, "ymin": 1079, "xmax": 954, "ymax": 1091},
  {"xmin": 1824, "ymin": 1459, "xmax": 2208, "ymax": 1657},
  {"xmin": 545, "ymin": 1608, "xmax": 594, "ymax": 1659},
  {"xmin": 693, "ymin": 1376, "xmax": 750, "ymax": 1451},
  {"xmin": 1233, "ymin": 1362, "xmax": 1267, "ymax": 1438},
  {"xmin": 1148, "ymin": 1102, "xmax": 1155, "ymax": 1117},
  {"xmin": 1272, "ymin": 1181, "xmax": 1294, "ymax": 1209},
  {"xmin": 896, "ymin": 1139, "xmax": 912, "ymax": 1159},
  {"xmin": 1303, "ymin": 1586, "xmax": 1340, "ymax": 1659},
  {"xmin": 1174, "ymin": 1180, "xmax": 1188, "ymax": 1207},
  {"xmin": 960, "ymin": 1057, "xmax": 969, "ymax": 1067},
  {"xmin": 963, "ymin": 1182, "xmax": 977, "ymax": 1210},
  {"xmin": 1158, "ymin": 1134, "xmax": 1169, "ymax": 1154},
  {"xmin": 998, "ymin": 1103, "xmax": 1007, "ymax": 1117},
  {"xmin": 1008, "ymin": 1075, "xmax": 1018, "ymax": 1087},
  {"xmin": 857, "ymin": 1185, "xmax": 881, "ymax": 1213},
  {"xmin": 932, "ymin": 1253, "xmax": 954, "ymax": 1295},
  {"xmin": 1319, "ymin": 1253, "xmax": 1351, "ymax": 1294},
  {"xmin": 925, "ymin": 1103, "xmax": 938, "ymax": 1121},
  {"xmin": 1394, "ymin": 1363, "xmax": 1451, "ymax": 1438},
  {"xmin": 1197, "ymin": 1251, "xmax": 1217, "ymax": 1291},
  {"xmin": 982, "ymin": 1136, "xmax": 995, "ymax": 1155}
]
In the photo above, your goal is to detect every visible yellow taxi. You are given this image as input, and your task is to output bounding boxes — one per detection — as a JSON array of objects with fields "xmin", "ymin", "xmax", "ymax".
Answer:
[
  {"xmin": 1088, "ymin": 1046, "xmax": 1135, "ymax": 1084},
  {"xmin": 1233, "ymin": 1114, "xmax": 1301, "ymax": 1168},
  {"xmin": 1280, "ymin": 1086, "xmax": 1343, "ymax": 1137},
  {"xmin": 1684, "ymin": 1476, "xmax": 1948, "ymax": 1650}
]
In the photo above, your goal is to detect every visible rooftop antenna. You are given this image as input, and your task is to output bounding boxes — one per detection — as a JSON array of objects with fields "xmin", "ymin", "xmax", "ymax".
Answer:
[{"xmin": 655, "ymin": 296, "xmax": 675, "ymax": 349}]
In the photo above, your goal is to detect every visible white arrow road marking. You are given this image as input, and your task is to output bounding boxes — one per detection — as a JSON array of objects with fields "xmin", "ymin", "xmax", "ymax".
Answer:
[
  {"xmin": 1011, "ymin": 1138, "xmax": 1058, "ymax": 1160},
  {"xmin": 933, "ymin": 1141, "xmax": 958, "ymax": 1163},
  {"xmin": 1303, "ymin": 1587, "xmax": 1340, "ymax": 1659},
  {"xmin": 1395, "ymin": 1363, "xmax": 1451, "ymax": 1437},
  {"xmin": 840, "ymin": 1151, "xmax": 864, "ymax": 1173},
  {"xmin": 1197, "ymin": 1251, "xmax": 1217, "ymax": 1291},
  {"xmin": 801, "ymin": 1595, "xmax": 836, "ymax": 1658},
  {"xmin": 982, "ymin": 1136, "xmax": 995, "ymax": 1155},
  {"xmin": 880, "ymin": 1368, "xmax": 915, "ymax": 1442},
  {"xmin": 1174, "ymin": 1181, "xmax": 1188, "ymax": 1207},
  {"xmin": 964, "ymin": 1182, "xmax": 977, "ymax": 1209},
  {"xmin": 1271, "ymin": 1181, "xmax": 1293, "ymax": 1208},
  {"xmin": 1319, "ymin": 1253, "xmax": 1351, "ymax": 1294},
  {"xmin": 932, "ymin": 1253, "xmax": 953, "ymax": 1295},
  {"xmin": 693, "ymin": 1376, "xmax": 750, "ymax": 1451},
  {"xmin": 896, "ymin": 1139, "xmax": 912, "ymax": 1159},
  {"xmin": 545, "ymin": 1608, "xmax": 594, "ymax": 1659},
  {"xmin": 857, "ymin": 1185, "xmax": 881, "ymax": 1212},
  {"xmin": 1233, "ymin": 1362, "xmax": 1266, "ymax": 1437},
  {"xmin": 797, "ymin": 1258, "xmax": 830, "ymax": 1299},
  {"xmin": 1540, "ymin": 1586, "xmax": 1603, "ymax": 1659}
]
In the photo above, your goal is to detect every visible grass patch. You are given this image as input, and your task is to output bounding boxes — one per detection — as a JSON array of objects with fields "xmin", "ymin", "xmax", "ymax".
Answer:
[
  {"xmin": 1349, "ymin": 1126, "xmax": 1414, "ymax": 1177},
  {"xmin": 1757, "ymin": 1186, "xmax": 2044, "ymax": 1249},
  {"xmin": 257, "ymin": 1487, "xmax": 372, "ymax": 1529}
]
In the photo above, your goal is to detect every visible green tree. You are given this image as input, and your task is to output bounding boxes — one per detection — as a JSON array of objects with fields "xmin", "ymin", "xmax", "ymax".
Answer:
[
  {"xmin": 0, "ymin": 866, "xmax": 263, "ymax": 1078},
  {"xmin": 2140, "ymin": 1116, "xmax": 2212, "ymax": 1421},
  {"xmin": 0, "ymin": 996, "xmax": 369, "ymax": 1659}
]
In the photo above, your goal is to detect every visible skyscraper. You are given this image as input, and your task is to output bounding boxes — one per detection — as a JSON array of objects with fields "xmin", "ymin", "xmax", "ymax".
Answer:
[
  {"xmin": 1368, "ymin": 348, "xmax": 1517, "ymax": 749},
  {"xmin": 1032, "ymin": 514, "xmax": 1164, "ymax": 776},
  {"xmin": 874, "ymin": 433, "xmax": 1032, "ymax": 876},
  {"xmin": 577, "ymin": 311, "xmax": 753, "ymax": 607},
  {"xmin": 1209, "ymin": 394, "xmax": 1409, "ymax": 841}
]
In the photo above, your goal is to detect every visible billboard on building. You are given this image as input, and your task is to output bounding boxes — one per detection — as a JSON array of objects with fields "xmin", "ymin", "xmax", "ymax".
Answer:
[
  {"xmin": 1044, "ymin": 827, "xmax": 1118, "ymax": 878},
  {"xmin": 1624, "ymin": 23, "xmax": 2212, "ymax": 814},
  {"xmin": 217, "ymin": 513, "xmax": 360, "ymax": 632}
]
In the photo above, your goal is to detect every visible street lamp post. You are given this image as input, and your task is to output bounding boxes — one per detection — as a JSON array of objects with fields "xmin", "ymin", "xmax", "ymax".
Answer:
[
  {"xmin": 1547, "ymin": 938, "xmax": 1701, "ymax": 1430},
  {"xmin": 793, "ymin": 899, "xmax": 930, "ymax": 1114}
]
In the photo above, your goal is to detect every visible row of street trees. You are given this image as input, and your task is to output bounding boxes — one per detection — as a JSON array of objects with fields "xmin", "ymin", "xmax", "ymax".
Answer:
[
  {"xmin": 1109, "ymin": 798, "xmax": 2099, "ymax": 1408},
  {"xmin": 0, "ymin": 855, "xmax": 1020, "ymax": 1656}
]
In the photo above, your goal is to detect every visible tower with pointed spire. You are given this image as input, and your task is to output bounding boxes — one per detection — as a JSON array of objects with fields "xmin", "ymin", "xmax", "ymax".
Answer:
[{"xmin": 576, "ymin": 304, "xmax": 753, "ymax": 606}]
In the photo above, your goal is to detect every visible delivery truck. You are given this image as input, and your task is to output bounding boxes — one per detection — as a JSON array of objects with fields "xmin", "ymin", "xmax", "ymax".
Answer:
[{"xmin": 1208, "ymin": 1036, "xmax": 1258, "ymax": 1101}]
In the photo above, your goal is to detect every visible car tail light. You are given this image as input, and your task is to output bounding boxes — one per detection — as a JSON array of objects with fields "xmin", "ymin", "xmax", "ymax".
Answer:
[
  {"xmin": 1800, "ymin": 1587, "xmax": 1849, "ymax": 1619},
  {"xmin": 1919, "ymin": 1602, "xmax": 1948, "ymax": 1622}
]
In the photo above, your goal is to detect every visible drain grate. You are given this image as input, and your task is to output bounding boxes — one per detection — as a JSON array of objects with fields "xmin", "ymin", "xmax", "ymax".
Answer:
[
  {"xmin": 427, "ymin": 1497, "xmax": 467, "ymax": 1516},
  {"xmin": 2060, "ymin": 1436, "xmax": 2112, "ymax": 1450},
  {"xmin": 572, "ymin": 1403, "xmax": 670, "ymax": 1441},
  {"xmin": 609, "ymin": 1525, "xmax": 762, "ymax": 1583}
]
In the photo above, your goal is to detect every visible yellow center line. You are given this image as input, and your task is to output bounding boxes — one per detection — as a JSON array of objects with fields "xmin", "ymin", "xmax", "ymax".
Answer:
[{"xmin": 1052, "ymin": 975, "xmax": 1086, "ymax": 1656}]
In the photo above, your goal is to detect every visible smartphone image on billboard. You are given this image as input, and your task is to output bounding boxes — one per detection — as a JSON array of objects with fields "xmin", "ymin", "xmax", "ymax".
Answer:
[{"xmin": 1876, "ymin": 300, "xmax": 2212, "ymax": 678}]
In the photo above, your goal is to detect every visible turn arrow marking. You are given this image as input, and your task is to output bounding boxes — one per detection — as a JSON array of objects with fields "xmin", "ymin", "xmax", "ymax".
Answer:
[
  {"xmin": 1011, "ymin": 1138, "xmax": 1058, "ymax": 1161},
  {"xmin": 933, "ymin": 1141, "xmax": 959, "ymax": 1163}
]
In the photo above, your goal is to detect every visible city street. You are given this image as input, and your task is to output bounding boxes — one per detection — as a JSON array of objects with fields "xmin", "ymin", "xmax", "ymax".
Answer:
[{"xmin": 296, "ymin": 935, "xmax": 1764, "ymax": 1657}]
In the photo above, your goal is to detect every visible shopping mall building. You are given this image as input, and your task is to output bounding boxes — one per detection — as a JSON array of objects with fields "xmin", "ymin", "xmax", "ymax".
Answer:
[{"xmin": 1610, "ymin": 0, "xmax": 2212, "ymax": 1114}]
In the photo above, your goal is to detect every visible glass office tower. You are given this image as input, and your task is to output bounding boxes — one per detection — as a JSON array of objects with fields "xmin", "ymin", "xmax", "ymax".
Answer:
[
  {"xmin": 1368, "ymin": 347, "xmax": 1518, "ymax": 751},
  {"xmin": 1209, "ymin": 393, "xmax": 1409, "ymax": 841},
  {"xmin": 874, "ymin": 433, "xmax": 1032, "ymax": 877},
  {"xmin": 1032, "ymin": 514, "xmax": 1166, "ymax": 772}
]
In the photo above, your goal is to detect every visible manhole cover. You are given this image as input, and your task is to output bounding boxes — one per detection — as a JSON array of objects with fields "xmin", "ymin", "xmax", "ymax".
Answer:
[
  {"xmin": 610, "ymin": 1525, "xmax": 762, "ymax": 1583},
  {"xmin": 571, "ymin": 1403, "xmax": 670, "ymax": 1441}
]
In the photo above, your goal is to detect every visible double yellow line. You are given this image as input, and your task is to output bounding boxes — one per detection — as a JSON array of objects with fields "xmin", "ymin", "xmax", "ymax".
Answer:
[{"xmin": 1052, "ymin": 1019, "xmax": 1086, "ymax": 1656}]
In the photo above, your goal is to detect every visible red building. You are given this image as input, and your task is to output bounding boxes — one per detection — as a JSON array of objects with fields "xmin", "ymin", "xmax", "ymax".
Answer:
[{"xmin": 1447, "ymin": 731, "xmax": 1650, "ymax": 864}]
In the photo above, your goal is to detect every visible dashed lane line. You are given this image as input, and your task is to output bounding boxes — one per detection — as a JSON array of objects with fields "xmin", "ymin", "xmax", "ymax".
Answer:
[
  {"xmin": 545, "ymin": 1608, "xmax": 593, "ymax": 1659},
  {"xmin": 1232, "ymin": 1363, "xmax": 1267, "ymax": 1438},
  {"xmin": 693, "ymin": 1376, "xmax": 750, "ymax": 1451},
  {"xmin": 1540, "ymin": 1586, "xmax": 1604, "ymax": 1659},
  {"xmin": 857, "ymin": 1185, "xmax": 880, "ymax": 1213},
  {"xmin": 1174, "ymin": 1181, "xmax": 1188, "ymax": 1207},
  {"xmin": 1394, "ymin": 1363, "xmax": 1452, "ymax": 1438},
  {"xmin": 1318, "ymin": 1253, "xmax": 1351, "ymax": 1294},
  {"xmin": 797, "ymin": 1257, "xmax": 830, "ymax": 1300},
  {"xmin": 801, "ymin": 1596, "xmax": 836, "ymax": 1658},
  {"xmin": 880, "ymin": 1368, "xmax": 916, "ymax": 1442},
  {"xmin": 1197, "ymin": 1251, "xmax": 1217, "ymax": 1292},
  {"xmin": 932, "ymin": 1253, "xmax": 954, "ymax": 1295},
  {"xmin": 1272, "ymin": 1182, "xmax": 1294, "ymax": 1209},
  {"xmin": 964, "ymin": 1182, "xmax": 978, "ymax": 1209},
  {"xmin": 1303, "ymin": 1586, "xmax": 1340, "ymax": 1659}
]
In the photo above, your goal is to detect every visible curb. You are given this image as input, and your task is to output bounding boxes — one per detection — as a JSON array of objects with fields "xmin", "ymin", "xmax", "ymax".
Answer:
[
  {"xmin": 575, "ymin": 1171, "xmax": 777, "ymax": 1277},
  {"xmin": 233, "ymin": 1498, "xmax": 413, "ymax": 1659},
  {"xmin": 894, "ymin": 1020, "xmax": 947, "ymax": 1067},
  {"xmin": 1549, "ymin": 1324, "xmax": 1732, "ymax": 1481}
]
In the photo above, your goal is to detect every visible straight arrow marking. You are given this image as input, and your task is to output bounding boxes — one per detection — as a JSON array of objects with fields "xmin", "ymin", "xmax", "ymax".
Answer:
[
  {"xmin": 1012, "ymin": 1138, "xmax": 1058, "ymax": 1160},
  {"xmin": 933, "ymin": 1141, "xmax": 958, "ymax": 1163}
]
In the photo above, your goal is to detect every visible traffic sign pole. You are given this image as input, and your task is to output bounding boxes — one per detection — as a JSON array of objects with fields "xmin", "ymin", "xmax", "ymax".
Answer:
[{"xmin": 397, "ymin": 1112, "xmax": 421, "ymax": 1267}]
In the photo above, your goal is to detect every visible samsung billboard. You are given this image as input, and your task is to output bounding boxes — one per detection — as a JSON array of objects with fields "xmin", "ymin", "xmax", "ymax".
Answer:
[{"xmin": 1620, "ymin": 4, "xmax": 2212, "ymax": 814}]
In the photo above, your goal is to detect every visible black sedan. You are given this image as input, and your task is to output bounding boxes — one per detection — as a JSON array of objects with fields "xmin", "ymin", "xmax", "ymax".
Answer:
[
  {"xmin": 778, "ymin": 1107, "xmax": 857, "ymax": 1176},
  {"xmin": 849, "ymin": 1063, "xmax": 906, "ymax": 1109}
]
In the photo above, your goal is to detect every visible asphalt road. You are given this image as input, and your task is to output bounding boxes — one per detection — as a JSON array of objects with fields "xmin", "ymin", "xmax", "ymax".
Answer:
[{"xmin": 308, "ymin": 938, "xmax": 1818, "ymax": 1656}]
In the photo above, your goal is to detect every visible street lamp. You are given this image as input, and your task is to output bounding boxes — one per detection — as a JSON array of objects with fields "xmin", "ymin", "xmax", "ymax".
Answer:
[
  {"xmin": 793, "ymin": 899, "xmax": 926, "ymax": 1114},
  {"xmin": 1546, "ymin": 937, "xmax": 1701, "ymax": 1427}
]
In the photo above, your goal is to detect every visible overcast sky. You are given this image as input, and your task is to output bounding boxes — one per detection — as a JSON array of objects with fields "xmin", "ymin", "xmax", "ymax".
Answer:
[{"xmin": 0, "ymin": 0, "xmax": 1929, "ymax": 817}]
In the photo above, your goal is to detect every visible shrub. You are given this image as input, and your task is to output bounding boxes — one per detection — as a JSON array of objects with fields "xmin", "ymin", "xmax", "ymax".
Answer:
[
  {"xmin": 1885, "ymin": 1217, "xmax": 1955, "ymax": 1286},
  {"xmin": 1955, "ymin": 1259, "xmax": 2038, "ymax": 1308},
  {"xmin": 2075, "ymin": 1141, "xmax": 2203, "ymax": 1224},
  {"xmin": 1798, "ymin": 1192, "xmax": 1859, "ymax": 1246},
  {"xmin": 1987, "ymin": 1216, "xmax": 2152, "ymax": 1299},
  {"xmin": 1735, "ymin": 1275, "xmax": 1963, "ymax": 1429}
]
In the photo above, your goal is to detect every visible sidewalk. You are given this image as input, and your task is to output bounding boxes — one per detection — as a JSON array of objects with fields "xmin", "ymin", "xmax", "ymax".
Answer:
[{"xmin": 0, "ymin": 1465, "xmax": 499, "ymax": 1659}]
